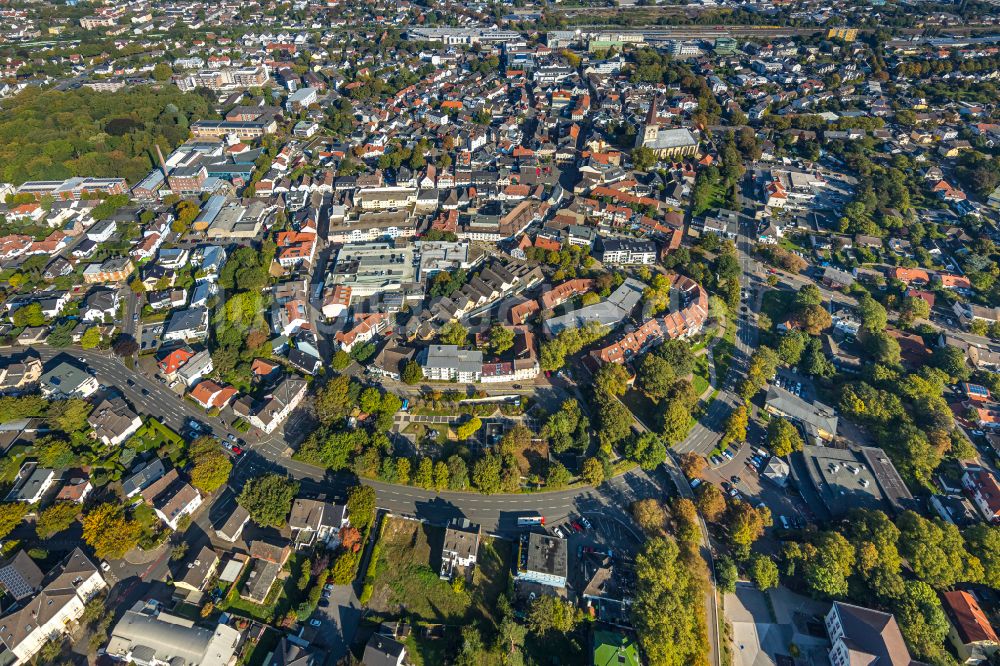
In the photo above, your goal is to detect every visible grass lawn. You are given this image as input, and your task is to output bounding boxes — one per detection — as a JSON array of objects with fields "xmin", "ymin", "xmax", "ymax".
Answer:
[
  {"xmin": 130, "ymin": 418, "xmax": 185, "ymax": 458},
  {"xmin": 713, "ymin": 315, "xmax": 738, "ymax": 383},
  {"xmin": 242, "ymin": 626, "xmax": 280, "ymax": 666},
  {"xmin": 405, "ymin": 634, "xmax": 451, "ymax": 666},
  {"xmin": 692, "ymin": 354, "xmax": 711, "ymax": 397},
  {"xmin": 366, "ymin": 517, "xmax": 512, "ymax": 626}
]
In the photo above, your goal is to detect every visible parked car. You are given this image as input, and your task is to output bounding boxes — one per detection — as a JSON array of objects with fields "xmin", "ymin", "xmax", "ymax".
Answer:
[
  {"xmin": 554, "ymin": 526, "xmax": 565, "ymax": 538},
  {"xmin": 579, "ymin": 516, "xmax": 592, "ymax": 530},
  {"xmin": 309, "ymin": 618, "xmax": 322, "ymax": 627}
]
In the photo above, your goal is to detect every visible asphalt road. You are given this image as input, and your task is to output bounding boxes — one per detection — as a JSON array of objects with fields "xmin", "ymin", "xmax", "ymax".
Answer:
[{"xmin": 675, "ymin": 221, "xmax": 761, "ymax": 456}]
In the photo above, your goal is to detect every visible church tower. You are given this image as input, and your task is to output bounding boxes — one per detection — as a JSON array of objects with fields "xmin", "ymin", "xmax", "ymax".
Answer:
[{"xmin": 636, "ymin": 96, "xmax": 660, "ymax": 148}]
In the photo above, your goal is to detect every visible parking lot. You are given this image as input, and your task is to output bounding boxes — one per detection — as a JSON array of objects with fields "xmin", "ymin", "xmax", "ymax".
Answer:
[
  {"xmin": 700, "ymin": 440, "xmax": 811, "ymax": 554},
  {"xmin": 543, "ymin": 510, "xmax": 642, "ymax": 626}
]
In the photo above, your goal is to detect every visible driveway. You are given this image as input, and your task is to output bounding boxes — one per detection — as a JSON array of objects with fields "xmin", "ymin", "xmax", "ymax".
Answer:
[{"xmin": 313, "ymin": 584, "xmax": 362, "ymax": 662}]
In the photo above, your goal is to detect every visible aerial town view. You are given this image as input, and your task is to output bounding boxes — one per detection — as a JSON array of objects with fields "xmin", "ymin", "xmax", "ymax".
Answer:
[{"xmin": 2, "ymin": 0, "xmax": 1000, "ymax": 664}]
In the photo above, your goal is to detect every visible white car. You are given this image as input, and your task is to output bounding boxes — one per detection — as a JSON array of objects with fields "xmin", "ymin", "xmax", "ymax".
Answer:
[
  {"xmin": 100, "ymin": 561, "xmax": 111, "ymax": 572},
  {"xmin": 554, "ymin": 526, "xmax": 565, "ymax": 538},
  {"xmin": 309, "ymin": 618, "xmax": 322, "ymax": 627}
]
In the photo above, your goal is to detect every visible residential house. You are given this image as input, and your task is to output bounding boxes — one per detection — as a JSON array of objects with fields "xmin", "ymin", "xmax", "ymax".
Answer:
[
  {"xmin": 214, "ymin": 504, "xmax": 250, "ymax": 543},
  {"xmin": 139, "ymin": 468, "xmax": 203, "ymax": 530},
  {"xmin": 963, "ymin": 466, "xmax": 1000, "ymax": 523},
  {"xmin": 189, "ymin": 380, "xmax": 238, "ymax": 411},
  {"xmin": 825, "ymin": 602, "xmax": 915, "ymax": 666},
  {"xmin": 439, "ymin": 519, "xmax": 480, "ymax": 580},
  {"xmin": 288, "ymin": 499, "xmax": 349, "ymax": 549},
  {"xmin": 764, "ymin": 386, "xmax": 838, "ymax": 443},
  {"xmin": 163, "ymin": 307, "xmax": 209, "ymax": 343},
  {"xmin": 87, "ymin": 397, "xmax": 142, "ymax": 446},
  {"xmin": 241, "ymin": 541, "xmax": 291, "ymax": 604},
  {"xmin": 247, "ymin": 377, "xmax": 308, "ymax": 434},
  {"xmin": 363, "ymin": 630, "xmax": 409, "ymax": 666},
  {"xmin": 941, "ymin": 590, "xmax": 999, "ymax": 665},
  {"xmin": 39, "ymin": 362, "xmax": 98, "ymax": 399},
  {"xmin": 80, "ymin": 288, "xmax": 120, "ymax": 323},
  {"xmin": 173, "ymin": 546, "xmax": 219, "ymax": 596},
  {"xmin": 0, "ymin": 549, "xmax": 106, "ymax": 665},
  {"xmin": 176, "ymin": 350, "xmax": 214, "ymax": 387},
  {"xmin": 122, "ymin": 459, "xmax": 166, "ymax": 498}
]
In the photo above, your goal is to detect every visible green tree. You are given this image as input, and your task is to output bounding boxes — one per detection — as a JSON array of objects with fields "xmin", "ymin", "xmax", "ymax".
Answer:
[
  {"xmin": 12, "ymin": 303, "xmax": 44, "ymax": 328},
  {"xmin": 447, "ymin": 455, "xmax": 468, "ymax": 490},
  {"xmin": 716, "ymin": 556, "xmax": 738, "ymax": 594},
  {"xmin": 594, "ymin": 362, "xmax": 630, "ymax": 398},
  {"xmin": 661, "ymin": 400, "xmax": 691, "ymax": 445},
  {"xmin": 331, "ymin": 351, "xmax": 351, "ymax": 371},
  {"xmin": 581, "ymin": 457, "xmax": 605, "ymax": 486},
  {"xmin": 932, "ymin": 345, "xmax": 970, "ymax": 382},
  {"xmin": 695, "ymin": 482, "xmax": 726, "ymax": 522},
  {"xmin": 402, "ymin": 360, "xmax": 423, "ymax": 384},
  {"xmin": 489, "ymin": 324, "xmax": 515, "ymax": 355},
  {"xmin": 625, "ymin": 432, "xmax": 667, "ymax": 470},
  {"xmin": 748, "ymin": 553, "xmax": 779, "ymax": 590},
  {"xmin": 189, "ymin": 436, "xmax": 232, "ymax": 492},
  {"xmin": 786, "ymin": 531, "xmax": 856, "ymax": 598},
  {"xmin": 858, "ymin": 294, "xmax": 888, "ymax": 333},
  {"xmin": 152, "ymin": 63, "xmax": 173, "ymax": 81},
  {"xmin": 0, "ymin": 502, "xmax": 29, "ymax": 540},
  {"xmin": 359, "ymin": 387, "xmax": 382, "ymax": 415},
  {"xmin": 527, "ymin": 595, "xmax": 581, "ymax": 634},
  {"xmin": 898, "ymin": 295, "xmax": 930, "ymax": 327},
  {"xmin": 347, "ymin": 485, "xmax": 377, "ymax": 530},
  {"xmin": 50, "ymin": 399, "xmax": 91, "ymax": 434},
  {"xmin": 727, "ymin": 500, "xmax": 771, "ymax": 560},
  {"xmin": 80, "ymin": 327, "xmax": 102, "ymax": 349},
  {"xmin": 82, "ymin": 503, "xmax": 141, "ymax": 560},
  {"xmin": 597, "ymin": 400, "xmax": 632, "ymax": 453},
  {"xmin": 415, "ymin": 457, "xmax": 434, "ymax": 489},
  {"xmin": 35, "ymin": 502, "xmax": 80, "ymax": 539},
  {"xmin": 472, "ymin": 452, "xmax": 502, "ymax": 494},
  {"xmin": 440, "ymin": 321, "xmax": 468, "ymax": 346},
  {"xmin": 34, "ymin": 437, "xmax": 76, "ymax": 468},
  {"xmin": 891, "ymin": 581, "xmax": 952, "ymax": 664},
  {"xmin": 767, "ymin": 417, "xmax": 803, "ymax": 457},
  {"xmin": 897, "ymin": 511, "xmax": 983, "ymax": 589},
  {"xmin": 723, "ymin": 404, "xmax": 749, "ymax": 445},
  {"xmin": 238, "ymin": 474, "xmax": 299, "ymax": 528},
  {"xmin": 456, "ymin": 416, "xmax": 482, "ymax": 440},
  {"xmin": 314, "ymin": 375, "xmax": 357, "ymax": 425},
  {"xmin": 966, "ymin": 524, "xmax": 1000, "ymax": 589},
  {"xmin": 776, "ymin": 331, "xmax": 806, "ymax": 366},
  {"xmin": 638, "ymin": 354, "xmax": 675, "ymax": 400},
  {"xmin": 631, "ymin": 146, "xmax": 657, "ymax": 171},
  {"xmin": 632, "ymin": 537, "xmax": 709, "ymax": 665},
  {"xmin": 546, "ymin": 461, "xmax": 571, "ymax": 489},
  {"xmin": 433, "ymin": 461, "xmax": 449, "ymax": 492}
]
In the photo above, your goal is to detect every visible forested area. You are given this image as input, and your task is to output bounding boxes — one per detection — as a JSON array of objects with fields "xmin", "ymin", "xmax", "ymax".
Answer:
[{"xmin": 0, "ymin": 85, "xmax": 215, "ymax": 185}]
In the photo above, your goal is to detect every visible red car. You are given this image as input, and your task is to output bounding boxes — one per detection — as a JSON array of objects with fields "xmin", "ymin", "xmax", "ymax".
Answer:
[{"xmin": 570, "ymin": 521, "xmax": 584, "ymax": 533}]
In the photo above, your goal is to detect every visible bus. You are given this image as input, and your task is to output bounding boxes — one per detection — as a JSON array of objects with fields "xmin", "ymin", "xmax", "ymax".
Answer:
[{"xmin": 516, "ymin": 516, "xmax": 545, "ymax": 526}]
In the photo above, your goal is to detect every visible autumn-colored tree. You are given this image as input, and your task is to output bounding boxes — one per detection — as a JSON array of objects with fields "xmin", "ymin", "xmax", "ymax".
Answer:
[
  {"xmin": 339, "ymin": 526, "xmax": 362, "ymax": 553},
  {"xmin": 696, "ymin": 482, "xmax": 727, "ymax": 522},
  {"xmin": 679, "ymin": 452, "xmax": 706, "ymax": 479},
  {"xmin": 632, "ymin": 498, "xmax": 666, "ymax": 536}
]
